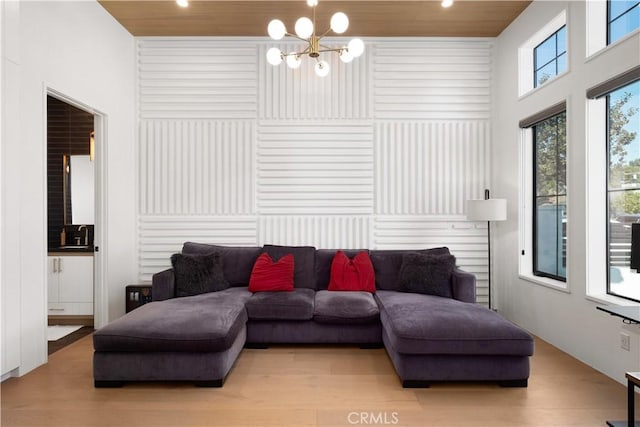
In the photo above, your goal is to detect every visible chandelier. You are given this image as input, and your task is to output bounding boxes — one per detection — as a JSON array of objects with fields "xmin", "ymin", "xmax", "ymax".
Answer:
[{"xmin": 265, "ymin": 0, "xmax": 364, "ymax": 77}]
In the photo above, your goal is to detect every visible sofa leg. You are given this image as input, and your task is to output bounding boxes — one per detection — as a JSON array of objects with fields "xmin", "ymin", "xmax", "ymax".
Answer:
[
  {"xmin": 499, "ymin": 379, "xmax": 528, "ymax": 388},
  {"xmin": 94, "ymin": 380, "xmax": 124, "ymax": 388},
  {"xmin": 244, "ymin": 342, "xmax": 269, "ymax": 349},
  {"xmin": 195, "ymin": 379, "xmax": 223, "ymax": 388},
  {"xmin": 402, "ymin": 380, "xmax": 431, "ymax": 388}
]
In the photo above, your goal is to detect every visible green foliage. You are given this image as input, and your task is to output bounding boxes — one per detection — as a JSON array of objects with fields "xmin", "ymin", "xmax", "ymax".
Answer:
[
  {"xmin": 535, "ymin": 112, "xmax": 566, "ymax": 198},
  {"xmin": 611, "ymin": 191, "xmax": 640, "ymax": 215}
]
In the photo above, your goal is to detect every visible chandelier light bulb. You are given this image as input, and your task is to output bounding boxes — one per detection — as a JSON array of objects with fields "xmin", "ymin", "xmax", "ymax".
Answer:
[
  {"xmin": 441, "ymin": 0, "xmax": 454, "ymax": 8},
  {"xmin": 268, "ymin": 19, "xmax": 287, "ymax": 40},
  {"xmin": 286, "ymin": 54, "xmax": 302, "ymax": 69},
  {"xmin": 295, "ymin": 17, "xmax": 314, "ymax": 39},
  {"xmin": 330, "ymin": 12, "xmax": 349, "ymax": 34},
  {"xmin": 339, "ymin": 48, "xmax": 354, "ymax": 63},
  {"xmin": 315, "ymin": 60, "xmax": 330, "ymax": 77},
  {"xmin": 176, "ymin": 0, "xmax": 189, "ymax": 7},
  {"xmin": 306, "ymin": 0, "xmax": 318, "ymax": 6},
  {"xmin": 266, "ymin": 47, "xmax": 283, "ymax": 66},
  {"xmin": 347, "ymin": 38, "xmax": 365, "ymax": 57}
]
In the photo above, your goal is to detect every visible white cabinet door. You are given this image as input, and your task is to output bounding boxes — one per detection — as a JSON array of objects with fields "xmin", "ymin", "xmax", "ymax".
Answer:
[
  {"xmin": 47, "ymin": 255, "xmax": 94, "ymax": 315},
  {"xmin": 58, "ymin": 256, "xmax": 94, "ymax": 303}
]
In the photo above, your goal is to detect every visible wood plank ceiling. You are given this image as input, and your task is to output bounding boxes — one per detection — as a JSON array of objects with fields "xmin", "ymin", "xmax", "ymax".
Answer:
[{"xmin": 98, "ymin": 0, "xmax": 531, "ymax": 37}]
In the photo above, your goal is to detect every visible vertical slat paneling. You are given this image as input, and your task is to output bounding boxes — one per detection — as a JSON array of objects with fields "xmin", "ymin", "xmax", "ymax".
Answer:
[
  {"xmin": 139, "ymin": 120, "xmax": 255, "ymax": 215},
  {"xmin": 373, "ymin": 216, "xmax": 489, "ymax": 306},
  {"xmin": 259, "ymin": 42, "xmax": 371, "ymax": 120},
  {"xmin": 257, "ymin": 122, "xmax": 374, "ymax": 214},
  {"xmin": 259, "ymin": 216, "xmax": 371, "ymax": 249},
  {"xmin": 374, "ymin": 121, "xmax": 489, "ymax": 215}
]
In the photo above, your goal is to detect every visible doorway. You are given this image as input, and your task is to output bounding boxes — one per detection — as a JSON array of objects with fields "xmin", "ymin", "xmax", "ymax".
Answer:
[{"xmin": 45, "ymin": 91, "xmax": 104, "ymax": 354}]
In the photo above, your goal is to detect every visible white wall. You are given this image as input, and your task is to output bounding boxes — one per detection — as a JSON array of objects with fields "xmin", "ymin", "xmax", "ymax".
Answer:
[
  {"xmin": 1, "ymin": 0, "xmax": 136, "ymax": 377},
  {"xmin": 493, "ymin": 0, "xmax": 640, "ymax": 384},
  {"xmin": 136, "ymin": 38, "xmax": 494, "ymax": 305}
]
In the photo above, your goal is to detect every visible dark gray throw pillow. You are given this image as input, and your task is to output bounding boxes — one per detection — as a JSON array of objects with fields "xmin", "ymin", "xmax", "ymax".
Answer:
[
  {"xmin": 171, "ymin": 252, "xmax": 229, "ymax": 297},
  {"xmin": 397, "ymin": 252, "xmax": 455, "ymax": 298}
]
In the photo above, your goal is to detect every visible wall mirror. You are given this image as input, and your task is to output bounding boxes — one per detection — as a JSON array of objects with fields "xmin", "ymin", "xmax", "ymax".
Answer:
[{"xmin": 63, "ymin": 154, "xmax": 95, "ymax": 225}]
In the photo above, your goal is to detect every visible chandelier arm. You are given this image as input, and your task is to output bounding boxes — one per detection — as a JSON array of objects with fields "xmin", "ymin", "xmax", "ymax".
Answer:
[
  {"xmin": 285, "ymin": 32, "xmax": 311, "ymax": 43},
  {"xmin": 318, "ymin": 28, "xmax": 333, "ymax": 38},
  {"xmin": 318, "ymin": 45, "xmax": 344, "ymax": 53}
]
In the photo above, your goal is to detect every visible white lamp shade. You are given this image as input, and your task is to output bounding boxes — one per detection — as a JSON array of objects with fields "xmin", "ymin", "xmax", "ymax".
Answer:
[
  {"xmin": 347, "ymin": 38, "xmax": 365, "ymax": 57},
  {"xmin": 295, "ymin": 17, "xmax": 314, "ymax": 39},
  {"xmin": 330, "ymin": 12, "xmax": 349, "ymax": 34},
  {"xmin": 266, "ymin": 47, "xmax": 283, "ymax": 65},
  {"xmin": 286, "ymin": 54, "xmax": 302, "ymax": 69},
  {"xmin": 268, "ymin": 19, "xmax": 286, "ymax": 40},
  {"xmin": 314, "ymin": 60, "xmax": 330, "ymax": 77},
  {"xmin": 466, "ymin": 198, "xmax": 507, "ymax": 221}
]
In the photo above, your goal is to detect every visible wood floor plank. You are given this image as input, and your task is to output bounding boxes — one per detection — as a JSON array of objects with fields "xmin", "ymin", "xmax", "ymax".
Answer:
[{"xmin": 1, "ymin": 335, "xmax": 636, "ymax": 427}]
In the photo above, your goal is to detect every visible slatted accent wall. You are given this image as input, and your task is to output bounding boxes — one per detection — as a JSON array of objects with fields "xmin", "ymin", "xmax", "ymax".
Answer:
[{"xmin": 137, "ymin": 38, "xmax": 493, "ymax": 305}]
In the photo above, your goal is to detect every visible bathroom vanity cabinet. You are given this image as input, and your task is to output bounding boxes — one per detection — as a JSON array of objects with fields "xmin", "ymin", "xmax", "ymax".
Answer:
[{"xmin": 48, "ymin": 254, "xmax": 94, "ymax": 315}]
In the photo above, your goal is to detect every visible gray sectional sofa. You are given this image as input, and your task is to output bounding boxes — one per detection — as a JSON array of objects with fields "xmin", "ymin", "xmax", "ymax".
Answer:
[{"xmin": 93, "ymin": 243, "xmax": 534, "ymax": 388}]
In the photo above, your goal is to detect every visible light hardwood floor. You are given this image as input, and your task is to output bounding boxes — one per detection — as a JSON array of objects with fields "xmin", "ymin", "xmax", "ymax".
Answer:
[{"xmin": 1, "ymin": 335, "xmax": 636, "ymax": 427}]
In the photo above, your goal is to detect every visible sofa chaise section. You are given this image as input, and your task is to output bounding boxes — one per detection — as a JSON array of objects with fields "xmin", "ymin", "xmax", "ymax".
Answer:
[
  {"xmin": 93, "ymin": 287, "xmax": 252, "ymax": 387},
  {"xmin": 375, "ymin": 290, "xmax": 534, "ymax": 387}
]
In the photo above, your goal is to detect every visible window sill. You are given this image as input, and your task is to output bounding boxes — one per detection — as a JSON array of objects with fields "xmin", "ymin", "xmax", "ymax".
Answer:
[
  {"xmin": 586, "ymin": 293, "xmax": 639, "ymax": 307},
  {"xmin": 517, "ymin": 68, "xmax": 570, "ymax": 101},
  {"xmin": 586, "ymin": 28, "xmax": 640, "ymax": 63},
  {"xmin": 519, "ymin": 273, "xmax": 570, "ymax": 293}
]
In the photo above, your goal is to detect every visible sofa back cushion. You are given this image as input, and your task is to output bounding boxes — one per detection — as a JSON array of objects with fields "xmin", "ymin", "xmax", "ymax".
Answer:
[
  {"xmin": 315, "ymin": 249, "xmax": 368, "ymax": 290},
  {"xmin": 369, "ymin": 247, "xmax": 451, "ymax": 291},
  {"xmin": 262, "ymin": 244, "xmax": 317, "ymax": 289},
  {"xmin": 182, "ymin": 242, "xmax": 261, "ymax": 287}
]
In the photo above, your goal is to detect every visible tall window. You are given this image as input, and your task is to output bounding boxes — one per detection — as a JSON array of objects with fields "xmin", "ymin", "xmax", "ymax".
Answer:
[
  {"xmin": 608, "ymin": 0, "xmax": 640, "ymax": 44},
  {"xmin": 607, "ymin": 80, "xmax": 640, "ymax": 301},
  {"xmin": 533, "ymin": 112, "xmax": 567, "ymax": 281},
  {"xmin": 534, "ymin": 26, "xmax": 567, "ymax": 88}
]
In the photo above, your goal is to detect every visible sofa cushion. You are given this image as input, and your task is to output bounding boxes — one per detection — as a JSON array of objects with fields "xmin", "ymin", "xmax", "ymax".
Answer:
[
  {"xmin": 313, "ymin": 290, "xmax": 379, "ymax": 324},
  {"xmin": 182, "ymin": 242, "xmax": 261, "ymax": 287},
  {"xmin": 397, "ymin": 252, "xmax": 455, "ymax": 298},
  {"xmin": 375, "ymin": 290, "xmax": 534, "ymax": 356},
  {"xmin": 245, "ymin": 288, "xmax": 315, "ymax": 320},
  {"xmin": 328, "ymin": 250, "xmax": 376, "ymax": 293},
  {"xmin": 171, "ymin": 252, "xmax": 229, "ymax": 297},
  {"xmin": 369, "ymin": 247, "xmax": 450, "ymax": 291},
  {"xmin": 263, "ymin": 244, "xmax": 316, "ymax": 289},
  {"xmin": 93, "ymin": 288, "xmax": 252, "ymax": 353},
  {"xmin": 249, "ymin": 253, "xmax": 294, "ymax": 292},
  {"xmin": 315, "ymin": 249, "xmax": 367, "ymax": 290}
]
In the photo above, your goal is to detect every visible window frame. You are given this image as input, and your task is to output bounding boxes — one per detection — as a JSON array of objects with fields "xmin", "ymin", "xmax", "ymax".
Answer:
[
  {"xmin": 518, "ymin": 101, "xmax": 569, "ymax": 292},
  {"xmin": 533, "ymin": 25, "xmax": 567, "ymax": 89},
  {"xmin": 607, "ymin": 0, "xmax": 640, "ymax": 45},
  {"xmin": 532, "ymin": 112, "xmax": 568, "ymax": 282},
  {"xmin": 605, "ymin": 80, "xmax": 640, "ymax": 303}
]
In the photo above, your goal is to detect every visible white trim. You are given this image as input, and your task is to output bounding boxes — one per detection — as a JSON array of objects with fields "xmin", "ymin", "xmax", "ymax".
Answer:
[
  {"xmin": 44, "ymin": 87, "xmax": 108, "ymax": 329},
  {"xmin": 518, "ymin": 121, "xmax": 569, "ymax": 292},
  {"xmin": 518, "ymin": 10, "xmax": 568, "ymax": 97}
]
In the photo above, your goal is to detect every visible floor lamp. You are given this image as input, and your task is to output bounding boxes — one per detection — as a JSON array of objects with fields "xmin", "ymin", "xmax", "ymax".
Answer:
[{"xmin": 466, "ymin": 189, "xmax": 507, "ymax": 309}]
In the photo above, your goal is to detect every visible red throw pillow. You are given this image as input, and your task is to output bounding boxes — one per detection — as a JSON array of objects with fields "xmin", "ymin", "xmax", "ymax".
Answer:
[
  {"xmin": 328, "ymin": 250, "xmax": 376, "ymax": 293},
  {"xmin": 248, "ymin": 253, "xmax": 295, "ymax": 292}
]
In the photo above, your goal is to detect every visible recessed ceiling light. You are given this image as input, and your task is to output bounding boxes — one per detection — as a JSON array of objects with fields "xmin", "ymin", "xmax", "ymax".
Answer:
[
  {"xmin": 442, "ymin": 0, "xmax": 454, "ymax": 8},
  {"xmin": 176, "ymin": 0, "xmax": 189, "ymax": 8}
]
